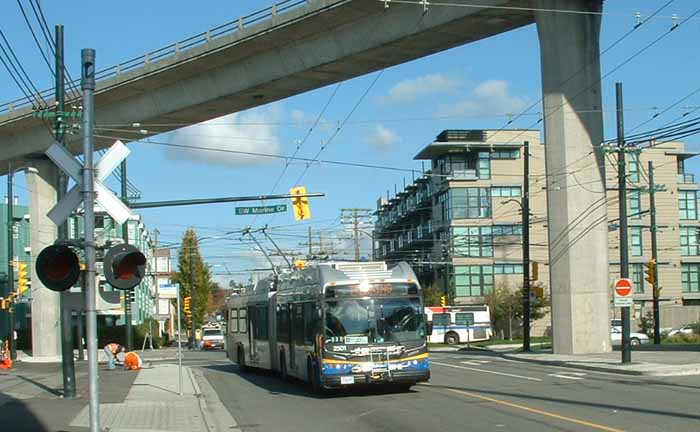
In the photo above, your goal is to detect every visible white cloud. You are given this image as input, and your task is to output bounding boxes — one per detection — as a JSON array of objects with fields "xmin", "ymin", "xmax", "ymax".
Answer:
[
  {"xmin": 290, "ymin": 108, "xmax": 334, "ymax": 132},
  {"xmin": 381, "ymin": 73, "xmax": 461, "ymax": 104},
  {"xmin": 164, "ymin": 108, "xmax": 282, "ymax": 166},
  {"xmin": 365, "ymin": 124, "xmax": 401, "ymax": 152},
  {"xmin": 435, "ymin": 79, "xmax": 528, "ymax": 118}
]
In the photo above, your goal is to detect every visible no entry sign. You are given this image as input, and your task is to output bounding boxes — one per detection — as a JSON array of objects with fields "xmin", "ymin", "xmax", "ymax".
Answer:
[{"xmin": 614, "ymin": 278, "xmax": 634, "ymax": 307}]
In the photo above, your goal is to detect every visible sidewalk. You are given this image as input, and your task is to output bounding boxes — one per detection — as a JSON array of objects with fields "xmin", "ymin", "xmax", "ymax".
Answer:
[
  {"xmin": 17, "ymin": 347, "xmax": 183, "ymax": 364},
  {"xmin": 0, "ymin": 359, "xmax": 238, "ymax": 431},
  {"xmin": 503, "ymin": 348, "xmax": 700, "ymax": 377}
]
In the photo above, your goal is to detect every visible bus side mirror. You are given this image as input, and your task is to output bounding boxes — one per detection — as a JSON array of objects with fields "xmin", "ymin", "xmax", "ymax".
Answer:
[{"xmin": 425, "ymin": 317, "xmax": 433, "ymax": 336}]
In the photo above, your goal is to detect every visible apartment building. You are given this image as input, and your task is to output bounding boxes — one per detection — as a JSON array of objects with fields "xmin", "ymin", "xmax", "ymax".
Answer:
[{"xmin": 375, "ymin": 129, "xmax": 700, "ymax": 333}]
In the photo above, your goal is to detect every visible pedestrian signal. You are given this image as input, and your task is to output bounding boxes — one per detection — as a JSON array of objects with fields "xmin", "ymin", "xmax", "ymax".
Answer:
[
  {"xmin": 644, "ymin": 259, "xmax": 656, "ymax": 286},
  {"xmin": 104, "ymin": 244, "xmax": 146, "ymax": 290},
  {"xmin": 35, "ymin": 244, "xmax": 81, "ymax": 292},
  {"xmin": 17, "ymin": 262, "xmax": 28, "ymax": 295},
  {"xmin": 290, "ymin": 186, "xmax": 311, "ymax": 221}
]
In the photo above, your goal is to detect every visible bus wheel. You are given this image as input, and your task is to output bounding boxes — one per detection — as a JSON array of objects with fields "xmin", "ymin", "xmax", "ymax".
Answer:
[
  {"xmin": 445, "ymin": 332, "xmax": 460, "ymax": 345},
  {"xmin": 280, "ymin": 352, "xmax": 289, "ymax": 382},
  {"xmin": 237, "ymin": 347, "xmax": 247, "ymax": 372}
]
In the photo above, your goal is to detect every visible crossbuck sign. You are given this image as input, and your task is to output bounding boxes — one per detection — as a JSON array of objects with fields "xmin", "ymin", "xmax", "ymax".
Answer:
[{"xmin": 45, "ymin": 141, "xmax": 134, "ymax": 225}]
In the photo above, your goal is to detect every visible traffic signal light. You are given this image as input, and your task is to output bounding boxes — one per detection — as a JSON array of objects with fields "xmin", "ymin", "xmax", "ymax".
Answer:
[
  {"xmin": 103, "ymin": 244, "xmax": 146, "ymax": 290},
  {"xmin": 35, "ymin": 244, "xmax": 81, "ymax": 292},
  {"xmin": 290, "ymin": 186, "xmax": 311, "ymax": 221},
  {"xmin": 184, "ymin": 296, "xmax": 192, "ymax": 316},
  {"xmin": 0, "ymin": 297, "xmax": 9, "ymax": 310},
  {"xmin": 17, "ymin": 262, "xmax": 28, "ymax": 295},
  {"xmin": 644, "ymin": 259, "xmax": 657, "ymax": 286},
  {"xmin": 440, "ymin": 295, "xmax": 446, "ymax": 307},
  {"xmin": 531, "ymin": 261, "xmax": 539, "ymax": 282}
]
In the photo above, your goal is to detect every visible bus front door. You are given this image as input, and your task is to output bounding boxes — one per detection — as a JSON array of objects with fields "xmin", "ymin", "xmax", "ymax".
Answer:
[{"xmin": 248, "ymin": 306, "xmax": 256, "ymax": 363}]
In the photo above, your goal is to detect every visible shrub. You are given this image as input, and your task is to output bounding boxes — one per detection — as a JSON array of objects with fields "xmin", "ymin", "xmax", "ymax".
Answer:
[{"xmin": 664, "ymin": 333, "xmax": 700, "ymax": 344}]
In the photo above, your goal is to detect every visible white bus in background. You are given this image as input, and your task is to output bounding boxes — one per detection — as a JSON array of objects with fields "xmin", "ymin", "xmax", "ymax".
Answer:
[{"xmin": 425, "ymin": 305, "xmax": 492, "ymax": 345}]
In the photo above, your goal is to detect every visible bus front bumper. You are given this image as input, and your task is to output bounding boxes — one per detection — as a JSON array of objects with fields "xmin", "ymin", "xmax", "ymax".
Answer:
[{"xmin": 321, "ymin": 357, "xmax": 430, "ymax": 388}]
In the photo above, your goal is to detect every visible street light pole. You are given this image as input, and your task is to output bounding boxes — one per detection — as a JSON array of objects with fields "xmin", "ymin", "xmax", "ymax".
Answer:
[{"xmin": 522, "ymin": 141, "xmax": 531, "ymax": 353}]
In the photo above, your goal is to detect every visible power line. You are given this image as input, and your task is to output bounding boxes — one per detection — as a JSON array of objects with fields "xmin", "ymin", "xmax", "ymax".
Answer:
[{"xmin": 15, "ymin": 0, "xmax": 54, "ymax": 76}]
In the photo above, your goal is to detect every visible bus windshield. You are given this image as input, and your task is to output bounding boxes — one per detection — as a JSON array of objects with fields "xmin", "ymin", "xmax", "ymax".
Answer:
[{"xmin": 324, "ymin": 297, "xmax": 425, "ymax": 344}]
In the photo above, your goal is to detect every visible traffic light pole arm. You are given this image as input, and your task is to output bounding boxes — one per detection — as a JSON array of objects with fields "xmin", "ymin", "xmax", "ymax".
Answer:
[{"xmin": 128, "ymin": 193, "xmax": 325, "ymax": 209}]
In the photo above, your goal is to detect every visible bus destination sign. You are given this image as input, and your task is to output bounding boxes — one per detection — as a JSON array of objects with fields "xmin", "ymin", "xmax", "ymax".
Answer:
[{"xmin": 235, "ymin": 204, "xmax": 287, "ymax": 215}]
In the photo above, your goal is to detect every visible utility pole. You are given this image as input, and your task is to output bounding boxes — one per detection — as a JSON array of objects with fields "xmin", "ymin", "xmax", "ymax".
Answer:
[
  {"xmin": 55, "ymin": 25, "xmax": 76, "ymax": 398},
  {"xmin": 648, "ymin": 161, "xmax": 661, "ymax": 344},
  {"xmin": 308, "ymin": 227, "xmax": 312, "ymax": 255},
  {"xmin": 616, "ymin": 82, "xmax": 632, "ymax": 364},
  {"xmin": 340, "ymin": 208, "xmax": 372, "ymax": 261},
  {"xmin": 81, "ymin": 47, "xmax": 101, "ymax": 432},
  {"xmin": 522, "ymin": 141, "xmax": 531, "ymax": 353},
  {"xmin": 6, "ymin": 168, "xmax": 15, "ymax": 361},
  {"xmin": 121, "ymin": 160, "xmax": 133, "ymax": 351}
]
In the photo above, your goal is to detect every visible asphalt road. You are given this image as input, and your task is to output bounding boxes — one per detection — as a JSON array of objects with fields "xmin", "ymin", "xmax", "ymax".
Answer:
[{"xmin": 195, "ymin": 350, "xmax": 700, "ymax": 432}]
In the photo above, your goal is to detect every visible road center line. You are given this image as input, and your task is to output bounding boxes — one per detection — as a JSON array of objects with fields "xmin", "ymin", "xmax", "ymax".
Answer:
[
  {"xmin": 431, "ymin": 361, "xmax": 542, "ymax": 381},
  {"xmin": 444, "ymin": 387, "xmax": 625, "ymax": 432}
]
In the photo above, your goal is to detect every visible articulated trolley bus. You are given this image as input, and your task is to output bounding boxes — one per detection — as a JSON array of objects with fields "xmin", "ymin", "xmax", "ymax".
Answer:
[{"xmin": 225, "ymin": 261, "xmax": 431, "ymax": 393}]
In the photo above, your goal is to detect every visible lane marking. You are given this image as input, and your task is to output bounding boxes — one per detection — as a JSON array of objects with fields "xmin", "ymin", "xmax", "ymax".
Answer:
[
  {"xmin": 460, "ymin": 360, "xmax": 491, "ymax": 365},
  {"xmin": 443, "ymin": 387, "xmax": 626, "ymax": 432},
  {"xmin": 549, "ymin": 372, "xmax": 586, "ymax": 380},
  {"xmin": 432, "ymin": 361, "xmax": 542, "ymax": 381}
]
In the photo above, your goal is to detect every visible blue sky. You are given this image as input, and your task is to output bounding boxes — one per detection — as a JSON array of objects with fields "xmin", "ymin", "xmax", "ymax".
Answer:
[{"xmin": 2, "ymin": 0, "xmax": 700, "ymax": 284}]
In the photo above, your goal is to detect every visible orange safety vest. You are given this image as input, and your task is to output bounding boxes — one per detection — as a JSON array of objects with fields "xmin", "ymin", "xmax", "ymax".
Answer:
[{"xmin": 106, "ymin": 343, "xmax": 123, "ymax": 354}]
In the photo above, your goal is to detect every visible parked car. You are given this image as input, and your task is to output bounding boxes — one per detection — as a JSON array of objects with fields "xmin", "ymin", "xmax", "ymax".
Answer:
[
  {"xmin": 611, "ymin": 327, "xmax": 649, "ymax": 346},
  {"xmin": 667, "ymin": 324, "xmax": 696, "ymax": 337},
  {"xmin": 611, "ymin": 319, "xmax": 622, "ymax": 331}
]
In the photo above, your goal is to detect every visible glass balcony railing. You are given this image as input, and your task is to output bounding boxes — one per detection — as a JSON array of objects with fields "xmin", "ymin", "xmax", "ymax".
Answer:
[
  {"xmin": 678, "ymin": 173, "xmax": 695, "ymax": 184},
  {"xmin": 447, "ymin": 169, "xmax": 478, "ymax": 180}
]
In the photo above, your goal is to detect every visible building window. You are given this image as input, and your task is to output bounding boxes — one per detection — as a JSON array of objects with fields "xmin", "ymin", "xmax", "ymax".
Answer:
[
  {"xmin": 478, "ymin": 152, "xmax": 490, "ymax": 180},
  {"xmin": 450, "ymin": 188, "xmax": 491, "ymax": 219},
  {"xmin": 679, "ymin": 191, "xmax": 698, "ymax": 220},
  {"xmin": 490, "ymin": 149, "xmax": 520, "ymax": 159},
  {"xmin": 453, "ymin": 227, "xmax": 493, "ymax": 257},
  {"xmin": 454, "ymin": 265, "xmax": 493, "ymax": 297},
  {"xmin": 629, "ymin": 190, "xmax": 641, "ymax": 219},
  {"xmin": 492, "ymin": 225, "xmax": 522, "ymax": 236},
  {"xmin": 627, "ymin": 152, "xmax": 640, "ymax": 182},
  {"xmin": 680, "ymin": 227, "xmax": 700, "ymax": 256},
  {"xmin": 491, "ymin": 186, "xmax": 521, "ymax": 198},
  {"xmin": 630, "ymin": 227, "xmax": 643, "ymax": 256},
  {"xmin": 631, "ymin": 263, "xmax": 645, "ymax": 294},
  {"xmin": 682, "ymin": 263, "xmax": 700, "ymax": 293},
  {"xmin": 493, "ymin": 263, "xmax": 523, "ymax": 274},
  {"xmin": 438, "ymin": 191, "xmax": 450, "ymax": 222}
]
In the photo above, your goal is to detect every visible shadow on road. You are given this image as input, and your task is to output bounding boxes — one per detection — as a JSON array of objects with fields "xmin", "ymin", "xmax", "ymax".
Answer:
[
  {"xmin": 203, "ymin": 363, "xmax": 416, "ymax": 399},
  {"xmin": 0, "ymin": 395, "xmax": 49, "ymax": 432},
  {"xmin": 426, "ymin": 382, "xmax": 700, "ymax": 421}
]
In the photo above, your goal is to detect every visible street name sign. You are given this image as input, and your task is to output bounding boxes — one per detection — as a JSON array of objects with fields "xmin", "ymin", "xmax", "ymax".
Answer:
[
  {"xmin": 236, "ymin": 204, "xmax": 287, "ymax": 215},
  {"xmin": 614, "ymin": 278, "xmax": 634, "ymax": 307},
  {"xmin": 45, "ymin": 141, "xmax": 134, "ymax": 225}
]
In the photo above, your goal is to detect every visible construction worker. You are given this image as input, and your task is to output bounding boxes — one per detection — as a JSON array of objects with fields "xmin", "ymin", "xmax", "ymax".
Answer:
[
  {"xmin": 0, "ymin": 340, "xmax": 11, "ymax": 370},
  {"xmin": 123, "ymin": 351, "xmax": 142, "ymax": 371},
  {"xmin": 103, "ymin": 342, "xmax": 126, "ymax": 370}
]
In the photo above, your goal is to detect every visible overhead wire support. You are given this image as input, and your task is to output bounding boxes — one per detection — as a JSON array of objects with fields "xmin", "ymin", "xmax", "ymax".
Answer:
[
  {"xmin": 260, "ymin": 225, "xmax": 293, "ymax": 270},
  {"xmin": 242, "ymin": 227, "xmax": 278, "ymax": 275}
]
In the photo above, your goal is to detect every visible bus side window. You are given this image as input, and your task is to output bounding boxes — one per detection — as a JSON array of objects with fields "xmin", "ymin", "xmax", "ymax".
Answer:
[
  {"xmin": 230, "ymin": 308, "xmax": 238, "ymax": 333},
  {"xmin": 239, "ymin": 308, "xmax": 247, "ymax": 334},
  {"xmin": 277, "ymin": 304, "xmax": 289, "ymax": 342},
  {"xmin": 433, "ymin": 313, "xmax": 450, "ymax": 327},
  {"xmin": 255, "ymin": 305, "xmax": 269, "ymax": 340},
  {"xmin": 293, "ymin": 304, "xmax": 304, "ymax": 345},
  {"xmin": 303, "ymin": 302, "xmax": 315, "ymax": 345},
  {"xmin": 456, "ymin": 312, "xmax": 474, "ymax": 327}
]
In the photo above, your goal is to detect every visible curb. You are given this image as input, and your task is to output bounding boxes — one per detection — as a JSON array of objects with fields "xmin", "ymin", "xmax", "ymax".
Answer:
[
  {"xmin": 500, "ymin": 354, "xmax": 700, "ymax": 377},
  {"xmin": 188, "ymin": 366, "xmax": 241, "ymax": 432}
]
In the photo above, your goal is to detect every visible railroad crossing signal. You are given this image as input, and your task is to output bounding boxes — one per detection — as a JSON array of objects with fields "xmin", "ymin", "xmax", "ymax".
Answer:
[
  {"xmin": 103, "ymin": 244, "xmax": 147, "ymax": 290},
  {"xmin": 290, "ymin": 186, "xmax": 311, "ymax": 221},
  {"xmin": 644, "ymin": 259, "xmax": 657, "ymax": 286},
  {"xmin": 17, "ymin": 262, "xmax": 28, "ymax": 295},
  {"xmin": 45, "ymin": 140, "xmax": 134, "ymax": 225},
  {"xmin": 183, "ymin": 296, "xmax": 192, "ymax": 316}
]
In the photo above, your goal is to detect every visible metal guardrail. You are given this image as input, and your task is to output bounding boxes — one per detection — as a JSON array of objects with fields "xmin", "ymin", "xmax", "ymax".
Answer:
[
  {"xmin": 0, "ymin": 0, "xmax": 310, "ymax": 116},
  {"xmin": 678, "ymin": 173, "xmax": 696, "ymax": 184}
]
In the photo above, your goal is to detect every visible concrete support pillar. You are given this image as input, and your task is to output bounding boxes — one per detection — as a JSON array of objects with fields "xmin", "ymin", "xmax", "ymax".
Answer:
[
  {"xmin": 27, "ymin": 158, "xmax": 61, "ymax": 360},
  {"xmin": 536, "ymin": 0, "xmax": 611, "ymax": 354}
]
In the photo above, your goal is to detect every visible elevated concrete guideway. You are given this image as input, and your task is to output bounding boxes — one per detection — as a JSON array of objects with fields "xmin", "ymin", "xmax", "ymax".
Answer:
[
  {"xmin": 0, "ymin": 0, "xmax": 535, "ymax": 172},
  {"xmin": 2, "ymin": 0, "xmax": 611, "ymax": 357}
]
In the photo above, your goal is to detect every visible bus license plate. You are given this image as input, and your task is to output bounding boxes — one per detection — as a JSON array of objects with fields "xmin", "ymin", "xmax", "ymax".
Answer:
[{"xmin": 340, "ymin": 376, "xmax": 355, "ymax": 385}]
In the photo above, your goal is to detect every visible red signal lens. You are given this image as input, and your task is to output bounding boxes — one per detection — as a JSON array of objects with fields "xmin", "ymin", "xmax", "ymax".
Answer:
[{"xmin": 115, "ymin": 253, "xmax": 146, "ymax": 280}]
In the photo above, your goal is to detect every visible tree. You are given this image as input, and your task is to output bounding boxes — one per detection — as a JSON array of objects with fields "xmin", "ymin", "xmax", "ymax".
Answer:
[
  {"xmin": 173, "ymin": 228, "xmax": 212, "ymax": 329},
  {"xmin": 422, "ymin": 284, "xmax": 443, "ymax": 307},
  {"xmin": 207, "ymin": 282, "xmax": 227, "ymax": 315},
  {"xmin": 485, "ymin": 281, "xmax": 550, "ymax": 340}
]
